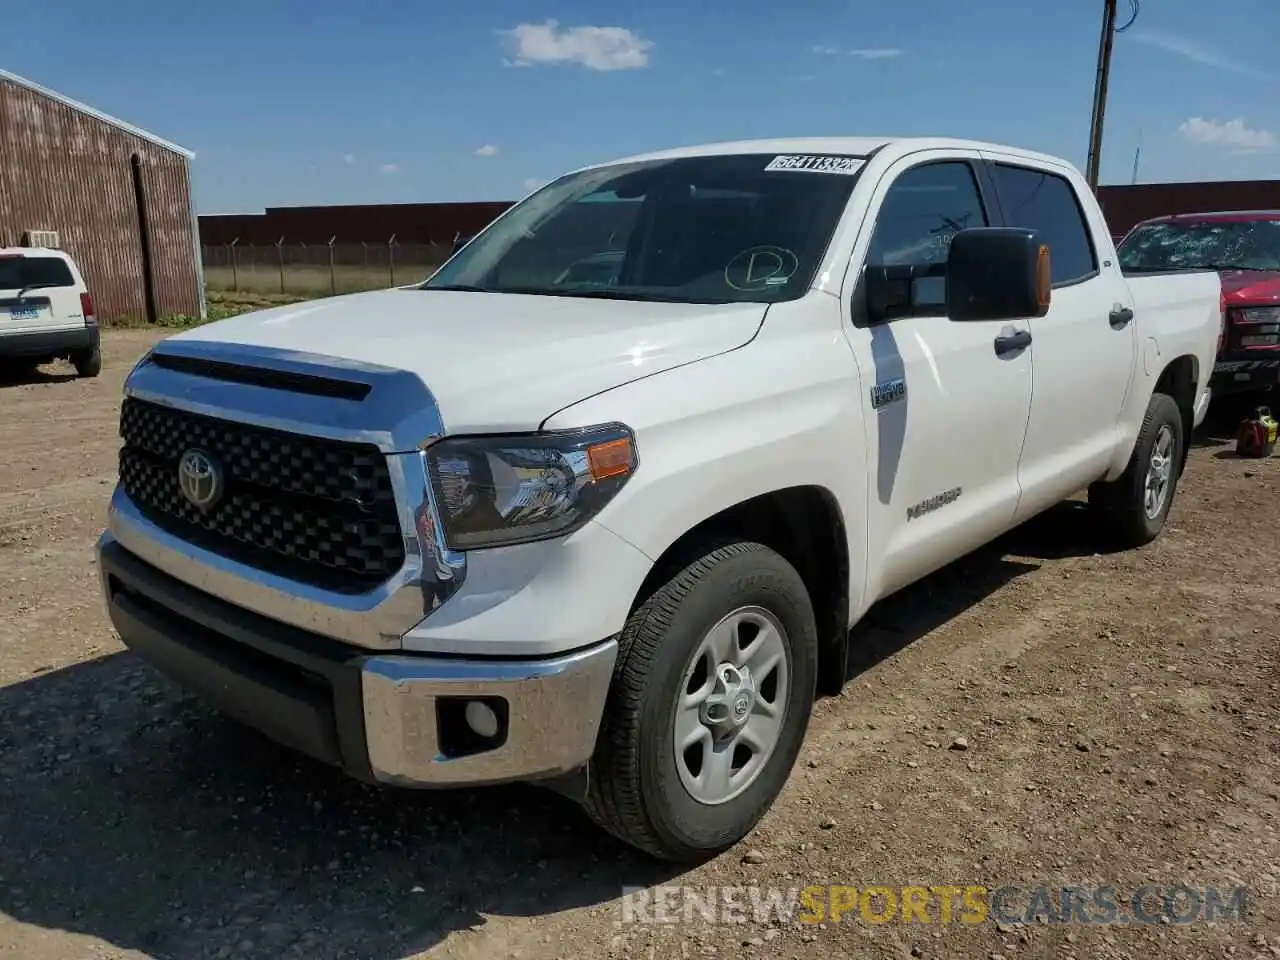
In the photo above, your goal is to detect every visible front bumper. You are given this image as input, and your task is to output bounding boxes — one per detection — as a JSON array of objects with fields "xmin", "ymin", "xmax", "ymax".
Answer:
[{"xmin": 98, "ymin": 535, "xmax": 617, "ymax": 788}]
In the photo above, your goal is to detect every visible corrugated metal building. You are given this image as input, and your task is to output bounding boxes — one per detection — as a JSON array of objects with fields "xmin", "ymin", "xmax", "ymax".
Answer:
[
  {"xmin": 0, "ymin": 69, "xmax": 202, "ymax": 322},
  {"xmin": 1098, "ymin": 180, "xmax": 1280, "ymax": 240}
]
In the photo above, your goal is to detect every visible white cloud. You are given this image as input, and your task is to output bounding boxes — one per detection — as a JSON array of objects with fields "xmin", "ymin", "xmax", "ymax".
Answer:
[
  {"xmin": 343, "ymin": 154, "xmax": 357, "ymax": 165},
  {"xmin": 1133, "ymin": 31, "xmax": 1271, "ymax": 79},
  {"xmin": 474, "ymin": 144, "xmax": 499, "ymax": 157},
  {"xmin": 501, "ymin": 19, "xmax": 652, "ymax": 71},
  {"xmin": 523, "ymin": 177, "xmax": 547, "ymax": 192},
  {"xmin": 377, "ymin": 163, "xmax": 402, "ymax": 175},
  {"xmin": 813, "ymin": 45, "xmax": 903, "ymax": 59},
  {"xmin": 1178, "ymin": 117, "xmax": 1276, "ymax": 153}
]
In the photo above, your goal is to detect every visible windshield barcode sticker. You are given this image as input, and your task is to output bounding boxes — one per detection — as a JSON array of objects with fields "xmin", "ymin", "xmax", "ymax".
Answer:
[{"xmin": 764, "ymin": 155, "xmax": 864, "ymax": 175}]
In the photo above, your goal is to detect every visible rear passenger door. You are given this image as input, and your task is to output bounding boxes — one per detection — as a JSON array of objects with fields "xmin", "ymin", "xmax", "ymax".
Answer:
[{"xmin": 980, "ymin": 156, "xmax": 1138, "ymax": 522}]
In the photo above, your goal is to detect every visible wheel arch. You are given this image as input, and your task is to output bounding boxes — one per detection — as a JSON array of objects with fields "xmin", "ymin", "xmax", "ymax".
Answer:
[
  {"xmin": 1154, "ymin": 353, "xmax": 1199, "ymax": 471},
  {"xmin": 628, "ymin": 485, "xmax": 851, "ymax": 698}
]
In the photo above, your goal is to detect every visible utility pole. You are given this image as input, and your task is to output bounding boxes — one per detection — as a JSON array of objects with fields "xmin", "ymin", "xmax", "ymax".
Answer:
[
  {"xmin": 1085, "ymin": 0, "xmax": 1119, "ymax": 192},
  {"xmin": 1085, "ymin": 0, "xmax": 1140, "ymax": 192}
]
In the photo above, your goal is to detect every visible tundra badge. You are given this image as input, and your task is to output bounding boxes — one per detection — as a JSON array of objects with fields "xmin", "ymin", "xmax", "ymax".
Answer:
[
  {"xmin": 907, "ymin": 487, "xmax": 962, "ymax": 521},
  {"xmin": 870, "ymin": 377, "xmax": 906, "ymax": 409}
]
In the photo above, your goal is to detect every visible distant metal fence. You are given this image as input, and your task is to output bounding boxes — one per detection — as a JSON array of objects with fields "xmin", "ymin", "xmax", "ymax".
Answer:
[{"xmin": 201, "ymin": 237, "xmax": 455, "ymax": 296}]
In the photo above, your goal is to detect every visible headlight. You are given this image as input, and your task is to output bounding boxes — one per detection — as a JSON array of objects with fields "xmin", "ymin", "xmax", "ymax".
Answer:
[
  {"xmin": 425, "ymin": 423, "xmax": 638, "ymax": 550},
  {"xmin": 1240, "ymin": 306, "xmax": 1280, "ymax": 325}
]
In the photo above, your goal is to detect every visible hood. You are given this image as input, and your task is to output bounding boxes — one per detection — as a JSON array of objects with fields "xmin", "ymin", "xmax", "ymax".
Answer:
[
  {"xmin": 173, "ymin": 288, "xmax": 766, "ymax": 432},
  {"xmin": 1219, "ymin": 269, "xmax": 1280, "ymax": 305}
]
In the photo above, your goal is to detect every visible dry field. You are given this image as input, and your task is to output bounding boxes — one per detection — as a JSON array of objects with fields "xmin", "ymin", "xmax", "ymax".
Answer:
[
  {"xmin": 0, "ymin": 330, "xmax": 1277, "ymax": 960},
  {"xmin": 202, "ymin": 263, "xmax": 439, "ymax": 298}
]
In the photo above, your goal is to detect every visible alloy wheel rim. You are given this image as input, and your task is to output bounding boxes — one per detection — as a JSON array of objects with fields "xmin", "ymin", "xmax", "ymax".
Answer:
[{"xmin": 1144, "ymin": 425, "xmax": 1175, "ymax": 520}]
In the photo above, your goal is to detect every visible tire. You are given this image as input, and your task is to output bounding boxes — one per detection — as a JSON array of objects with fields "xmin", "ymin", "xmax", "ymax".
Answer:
[
  {"xmin": 72, "ymin": 345, "xmax": 102, "ymax": 378},
  {"xmin": 584, "ymin": 540, "xmax": 818, "ymax": 862},
  {"xmin": 1088, "ymin": 391, "xmax": 1184, "ymax": 548}
]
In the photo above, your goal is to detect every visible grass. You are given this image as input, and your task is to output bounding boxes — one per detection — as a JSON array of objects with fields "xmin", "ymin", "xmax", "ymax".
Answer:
[
  {"xmin": 203, "ymin": 262, "xmax": 438, "ymax": 297},
  {"xmin": 101, "ymin": 260, "xmax": 442, "ymax": 332},
  {"xmin": 101, "ymin": 290, "xmax": 314, "ymax": 331}
]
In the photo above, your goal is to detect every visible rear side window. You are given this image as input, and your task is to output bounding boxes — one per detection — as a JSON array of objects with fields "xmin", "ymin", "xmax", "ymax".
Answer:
[
  {"xmin": 991, "ymin": 164, "xmax": 1097, "ymax": 286},
  {"xmin": 0, "ymin": 255, "xmax": 75, "ymax": 291}
]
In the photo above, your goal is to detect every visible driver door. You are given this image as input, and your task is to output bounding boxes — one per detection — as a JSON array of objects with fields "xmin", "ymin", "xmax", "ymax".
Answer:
[{"xmin": 843, "ymin": 152, "xmax": 1034, "ymax": 601}]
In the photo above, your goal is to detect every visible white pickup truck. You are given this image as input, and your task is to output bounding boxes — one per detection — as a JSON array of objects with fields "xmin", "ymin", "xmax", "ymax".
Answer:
[{"xmin": 97, "ymin": 137, "xmax": 1221, "ymax": 862}]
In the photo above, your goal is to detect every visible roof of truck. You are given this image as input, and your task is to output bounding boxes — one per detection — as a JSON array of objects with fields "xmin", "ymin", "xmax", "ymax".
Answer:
[{"xmin": 605, "ymin": 136, "xmax": 1074, "ymax": 169}]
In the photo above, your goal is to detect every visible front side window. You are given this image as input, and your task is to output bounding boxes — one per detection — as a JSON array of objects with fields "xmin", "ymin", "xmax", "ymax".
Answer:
[
  {"xmin": 865, "ymin": 160, "xmax": 989, "ymax": 312},
  {"xmin": 423, "ymin": 153, "xmax": 864, "ymax": 305},
  {"xmin": 1117, "ymin": 219, "xmax": 1280, "ymax": 273},
  {"xmin": 991, "ymin": 164, "xmax": 1097, "ymax": 285}
]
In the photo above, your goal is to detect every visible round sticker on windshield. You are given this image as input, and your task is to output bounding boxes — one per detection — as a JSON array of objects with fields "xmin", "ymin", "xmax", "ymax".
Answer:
[{"xmin": 725, "ymin": 245, "xmax": 799, "ymax": 292}]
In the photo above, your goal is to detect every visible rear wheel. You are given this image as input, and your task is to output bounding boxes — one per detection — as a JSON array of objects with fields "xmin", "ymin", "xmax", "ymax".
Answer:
[
  {"xmin": 1088, "ymin": 391, "xmax": 1184, "ymax": 548},
  {"xmin": 585, "ymin": 540, "xmax": 818, "ymax": 862},
  {"xmin": 72, "ymin": 345, "xmax": 102, "ymax": 378}
]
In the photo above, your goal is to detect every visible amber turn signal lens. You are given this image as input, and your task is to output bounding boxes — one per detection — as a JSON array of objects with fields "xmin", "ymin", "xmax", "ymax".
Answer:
[{"xmin": 587, "ymin": 437, "xmax": 635, "ymax": 481}]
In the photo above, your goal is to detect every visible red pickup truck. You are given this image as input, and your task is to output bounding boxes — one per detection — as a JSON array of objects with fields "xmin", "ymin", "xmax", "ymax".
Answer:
[{"xmin": 1117, "ymin": 210, "xmax": 1280, "ymax": 397}]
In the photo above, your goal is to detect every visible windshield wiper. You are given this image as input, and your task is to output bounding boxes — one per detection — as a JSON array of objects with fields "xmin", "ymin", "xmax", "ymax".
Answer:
[
  {"xmin": 466, "ymin": 284, "xmax": 737, "ymax": 305},
  {"xmin": 14, "ymin": 282, "xmax": 60, "ymax": 299},
  {"xmin": 1122, "ymin": 262, "xmax": 1254, "ymax": 274},
  {"xmin": 421, "ymin": 283, "xmax": 496, "ymax": 293},
  {"xmin": 422, "ymin": 281, "xmax": 737, "ymax": 305},
  {"xmin": 1195, "ymin": 263, "xmax": 1269, "ymax": 272}
]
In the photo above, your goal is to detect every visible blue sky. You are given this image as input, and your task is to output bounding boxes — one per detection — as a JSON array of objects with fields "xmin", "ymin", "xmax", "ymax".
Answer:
[{"xmin": 2, "ymin": 0, "xmax": 1277, "ymax": 213}]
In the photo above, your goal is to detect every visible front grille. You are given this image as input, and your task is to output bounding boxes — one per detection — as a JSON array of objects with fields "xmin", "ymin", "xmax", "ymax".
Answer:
[{"xmin": 118, "ymin": 397, "xmax": 405, "ymax": 593}]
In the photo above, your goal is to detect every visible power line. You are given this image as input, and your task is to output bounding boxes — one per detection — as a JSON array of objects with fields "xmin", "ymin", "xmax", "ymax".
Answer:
[{"xmin": 1117, "ymin": 0, "xmax": 1141, "ymax": 32}]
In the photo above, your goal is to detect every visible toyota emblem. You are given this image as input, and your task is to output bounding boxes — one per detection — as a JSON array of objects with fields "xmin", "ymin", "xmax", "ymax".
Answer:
[{"xmin": 177, "ymin": 448, "xmax": 224, "ymax": 512}]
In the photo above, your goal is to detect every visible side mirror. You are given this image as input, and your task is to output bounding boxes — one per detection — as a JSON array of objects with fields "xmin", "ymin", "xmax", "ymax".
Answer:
[
  {"xmin": 863, "ymin": 262, "xmax": 946, "ymax": 323},
  {"xmin": 945, "ymin": 227, "xmax": 1051, "ymax": 322}
]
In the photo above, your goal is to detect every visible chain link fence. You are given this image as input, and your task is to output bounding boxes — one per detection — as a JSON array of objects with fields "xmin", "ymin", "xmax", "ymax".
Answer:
[{"xmin": 201, "ymin": 239, "xmax": 454, "ymax": 296}]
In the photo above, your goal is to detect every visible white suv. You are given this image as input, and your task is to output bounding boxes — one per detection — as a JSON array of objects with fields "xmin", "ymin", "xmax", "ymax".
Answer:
[{"xmin": 0, "ymin": 247, "xmax": 101, "ymax": 377}]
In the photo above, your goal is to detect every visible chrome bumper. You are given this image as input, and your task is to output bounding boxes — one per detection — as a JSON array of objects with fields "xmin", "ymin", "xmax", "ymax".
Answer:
[
  {"xmin": 361, "ymin": 642, "xmax": 617, "ymax": 787},
  {"xmin": 98, "ymin": 533, "xmax": 616, "ymax": 789}
]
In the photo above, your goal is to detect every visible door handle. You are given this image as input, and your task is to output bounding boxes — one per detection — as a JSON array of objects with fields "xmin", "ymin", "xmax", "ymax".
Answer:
[
  {"xmin": 994, "ymin": 329, "xmax": 1032, "ymax": 356},
  {"xmin": 1109, "ymin": 304, "xmax": 1134, "ymax": 328}
]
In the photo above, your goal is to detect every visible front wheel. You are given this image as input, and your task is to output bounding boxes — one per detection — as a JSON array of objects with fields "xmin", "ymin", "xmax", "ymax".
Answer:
[
  {"xmin": 1088, "ymin": 391, "xmax": 1184, "ymax": 548},
  {"xmin": 584, "ymin": 541, "xmax": 818, "ymax": 862}
]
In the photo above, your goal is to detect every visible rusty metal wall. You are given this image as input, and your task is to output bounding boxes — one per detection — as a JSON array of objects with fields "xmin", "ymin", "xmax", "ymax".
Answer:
[
  {"xmin": 1098, "ymin": 180, "xmax": 1280, "ymax": 240},
  {"xmin": 0, "ymin": 77, "xmax": 200, "ymax": 321}
]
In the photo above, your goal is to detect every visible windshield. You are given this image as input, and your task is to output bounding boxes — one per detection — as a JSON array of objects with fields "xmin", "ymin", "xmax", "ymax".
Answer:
[
  {"xmin": 1117, "ymin": 219, "xmax": 1280, "ymax": 272},
  {"xmin": 422, "ymin": 153, "xmax": 865, "ymax": 304}
]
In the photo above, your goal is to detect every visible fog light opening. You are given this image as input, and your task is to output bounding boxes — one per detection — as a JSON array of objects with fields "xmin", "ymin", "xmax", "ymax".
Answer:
[{"xmin": 436, "ymin": 695, "xmax": 509, "ymax": 758}]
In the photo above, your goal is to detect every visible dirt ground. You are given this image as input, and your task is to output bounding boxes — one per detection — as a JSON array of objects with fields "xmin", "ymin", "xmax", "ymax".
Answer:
[{"xmin": 1, "ymin": 329, "xmax": 1277, "ymax": 960}]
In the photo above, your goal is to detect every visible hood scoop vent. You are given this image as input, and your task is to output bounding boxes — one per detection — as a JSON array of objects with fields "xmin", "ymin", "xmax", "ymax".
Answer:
[{"xmin": 148, "ymin": 352, "xmax": 373, "ymax": 401}]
